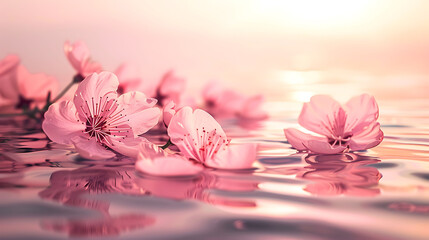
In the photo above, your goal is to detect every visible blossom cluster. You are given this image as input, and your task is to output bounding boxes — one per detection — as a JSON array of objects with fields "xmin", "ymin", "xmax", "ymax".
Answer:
[{"xmin": 0, "ymin": 41, "xmax": 384, "ymax": 177}]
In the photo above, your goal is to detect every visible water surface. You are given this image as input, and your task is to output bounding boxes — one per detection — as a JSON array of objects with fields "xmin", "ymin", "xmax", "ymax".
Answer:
[{"xmin": 0, "ymin": 97, "xmax": 428, "ymax": 240}]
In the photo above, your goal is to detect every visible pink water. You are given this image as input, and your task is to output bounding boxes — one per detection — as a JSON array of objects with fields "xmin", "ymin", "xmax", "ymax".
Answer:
[{"xmin": 0, "ymin": 78, "xmax": 428, "ymax": 240}]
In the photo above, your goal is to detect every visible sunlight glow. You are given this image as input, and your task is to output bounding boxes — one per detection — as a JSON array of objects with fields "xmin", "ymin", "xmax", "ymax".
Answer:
[
  {"xmin": 253, "ymin": 0, "xmax": 373, "ymax": 31},
  {"xmin": 291, "ymin": 91, "xmax": 314, "ymax": 102},
  {"xmin": 280, "ymin": 71, "xmax": 321, "ymax": 85}
]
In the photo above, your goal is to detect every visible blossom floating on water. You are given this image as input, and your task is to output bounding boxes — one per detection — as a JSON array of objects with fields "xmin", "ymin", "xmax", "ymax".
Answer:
[
  {"xmin": 42, "ymin": 71, "xmax": 161, "ymax": 160},
  {"xmin": 136, "ymin": 107, "xmax": 258, "ymax": 176},
  {"xmin": 0, "ymin": 55, "xmax": 58, "ymax": 112},
  {"xmin": 64, "ymin": 41, "xmax": 103, "ymax": 78},
  {"xmin": 168, "ymin": 107, "xmax": 258, "ymax": 169},
  {"xmin": 284, "ymin": 94, "xmax": 384, "ymax": 154}
]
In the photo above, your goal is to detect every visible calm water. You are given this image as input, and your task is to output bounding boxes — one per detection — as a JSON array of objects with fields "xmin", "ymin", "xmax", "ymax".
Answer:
[{"xmin": 0, "ymin": 96, "xmax": 429, "ymax": 239}]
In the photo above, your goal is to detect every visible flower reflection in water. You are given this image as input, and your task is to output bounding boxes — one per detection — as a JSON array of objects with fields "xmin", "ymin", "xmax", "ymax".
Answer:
[
  {"xmin": 40, "ymin": 214, "xmax": 155, "ymax": 238},
  {"xmin": 388, "ymin": 202, "xmax": 429, "ymax": 214},
  {"xmin": 298, "ymin": 153, "xmax": 382, "ymax": 196},
  {"xmin": 39, "ymin": 166, "xmax": 154, "ymax": 237},
  {"xmin": 134, "ymin": 170, "xmax": 259, "ymax": 208},
  {"xmin": 39, "ymin": 166, "xmax": 259, "ymax": 236}
]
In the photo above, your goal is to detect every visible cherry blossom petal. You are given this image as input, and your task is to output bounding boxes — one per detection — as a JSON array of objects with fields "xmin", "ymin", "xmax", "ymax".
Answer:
[
  {"xmin": 73, "ymin": 72, "xmax": 119, "ymax": 121},
  {"xmin": 349, "ymin": 122, "xmax": 384, "ymax": 151},
  {"xmin": 167, "ymin": 107, "xmax": 227, "ymax": 161},
  {"xmin": 16, "ymin": 65, "xmax": 58, "ymax": 102},
  {"xmin": 206, "ymin": 143, "xmax": 258, "ymax": 169},
  {"xmin": 167, "ymin": 107, "xmax": 201, "ymax": 160},
  {"xmin": 64, "ymin": 41, "xmax": 102, "ymax": 77},
  {"xmin": 117, "ymin": 91, "xmax": 160, "ymax": 136},
  {"xmin": 137, "ymin": 141, "xmax": 169, "ymax": 160},
  {"xmin": 284, "ymin": 128, "xmax": 325, "ymax": 151},
  {"xmin": 0, "ymin": 55, "xmax": 20, "ymax": 104},
  {"xmin": 306, "ymin": 139, "xmax": 347, "ymax": 154},
  {"xmin": 344, "ymin": 94, "xmax": 379, "ymax": 134},
  {"xmin": 72, "ymin": 136, "xmax": 116, "ymax": 160},
  {"xmin": 109, "ymin": 136, "xmax": 148, "ymax": 159},
  {"xmin": 163, "ymin": 100, "xmax": 176, "ymax": 127},
  {"xmin": 42, "ymin": 101, "xmax": 84, "ymax": 145},
  {"xmin": 64, "ymin": 41, "xmax": 90, "ymax": 72},
  {"xmin": 194, "ymin": 108, "xmax": 227, "ymax": 138},
  {"xmin": 298, "ymin": 95, "xmax": 343, "ymax": 137},
  {"xmin": 136, "ymin": 142, "xmax": 203, "ymax": 176}
]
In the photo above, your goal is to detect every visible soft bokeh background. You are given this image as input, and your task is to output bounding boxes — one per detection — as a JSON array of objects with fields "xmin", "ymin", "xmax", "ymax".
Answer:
[{"xmin": 2, "ymin": 0, "xmax": 429, "ymax": 103}]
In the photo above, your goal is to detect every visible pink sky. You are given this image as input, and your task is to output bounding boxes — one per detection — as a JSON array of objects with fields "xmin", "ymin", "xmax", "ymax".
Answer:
[{"xmin": 2, "ymin": 0, "xmax": 429, "ymax": 101}]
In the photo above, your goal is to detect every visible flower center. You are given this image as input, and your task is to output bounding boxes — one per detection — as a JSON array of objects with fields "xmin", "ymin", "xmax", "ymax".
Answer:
[
  {"xmin": 78, "ymin": 95, "xmax": 132, "ymax": 145},
  {"xmin": 84, "ymin": 116, "xmax": 111, "ymax": 143},
  {"xmin": 328, "ymin": 134, "xmax": 352, "ymax": 147},
  {"xmin": 181, "ymin": 127, "xmax": 230, "ymax": 162},
  {"xmin": 197, "ymin": 127, "xmax": 230, "ymax": 159}
]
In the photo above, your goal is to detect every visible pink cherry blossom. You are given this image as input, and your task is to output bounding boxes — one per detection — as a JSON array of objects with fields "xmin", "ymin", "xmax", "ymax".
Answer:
[
  {"xmin": 42, "ymin": 71, "xmax": 161, "ymax": 160},
  {"xmin": 167, "ymin": 107, "xmax": 258, "ymax": 169},
  {"xmin": 135, "ymin": 141, "xmax": 203, "ymax": 176},
  {"xmin": 155, "ymin": 70, "xmax": 186, "ymax": 106},
  {"xmin": 0, "ymin": 55, "xmax": 58, "ymax": 111},
  {"xmin": 202, "ymin": 81, "xmax": 268, "ymax": 120},
  {"xmin": 284, "ymin": 94, "xmax": 384, "ymax": 154},
  {"xmin": 161, "ymin": 100, "xmax": 194, "ymax": 127},
  {"xmin": 64, "ymin": 41, "xmax": 102, "ymax": 78}
]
